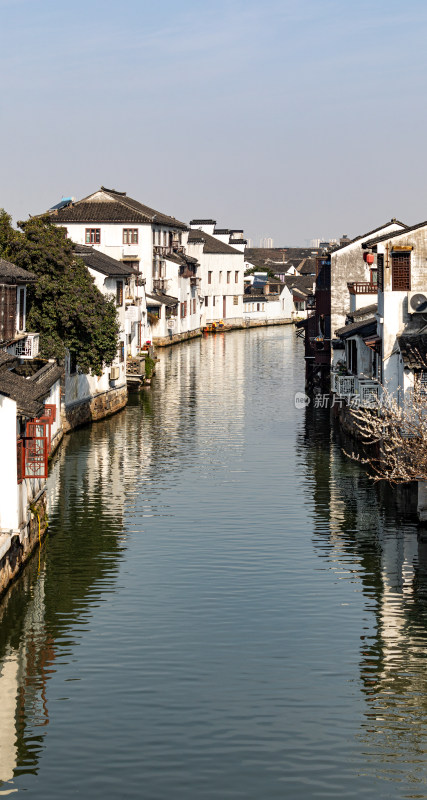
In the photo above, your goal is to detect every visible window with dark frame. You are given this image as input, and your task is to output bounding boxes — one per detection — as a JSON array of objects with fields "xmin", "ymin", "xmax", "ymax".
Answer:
[
  {"xmin": 116, "ymin": 281, "xmax": 124, "ymax": 306},
  {"xmin": 123, "ymin": 228, "xmax": 138, "ymax": 245},
  {"xmin": 205, "ymin": 296, "xmax": 208, "ymax": 306},
  {"xmin": 85, "ymin": 228, "xmax": 101, "ymax": 244},
  {"xmin": 208, "ymin": 271, "xmax": 212, "ymax": 284},
  {"xmin": 235, "ymin": 271, "xmax": 239, "ymax": 283},
  {"xmin": 227, "ymin": 271, "xmax": 231, "ymax": 284}
]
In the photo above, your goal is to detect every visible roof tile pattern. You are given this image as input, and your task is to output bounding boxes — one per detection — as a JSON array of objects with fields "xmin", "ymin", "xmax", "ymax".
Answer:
[
  {"xmin": 74, "ymin": 245, "xmax": 135, "ymax": 277},
  {"xmin": 397, "ymin": 333, "xmax": 427, "ymax": 369},
  {"xmin": 0, "ymin": 258, "xmax": 36, "ymax": 285},
  {"xmin": 188, "ymin": 229, "xmax": 241, "ymax": 255},
  {"xmin": 50, "ymin": 188, "xmax": 188, "ymax": 230}
]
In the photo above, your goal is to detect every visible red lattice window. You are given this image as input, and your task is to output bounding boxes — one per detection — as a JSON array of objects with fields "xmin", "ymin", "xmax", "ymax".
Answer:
[
  {"xmin": 43, "ymin": 404, "xmax": 56, "ymax": 423},
  {"xmin": 23, "ymin": 432, "xmax": 48, "ymax": 479},
  {"xmin": 392, "ymin": 253, "xmax": 411, "ymax": 291},
  {"xmin": 38, "ymin": 405, "xmax": 56, "ymax": 452}
]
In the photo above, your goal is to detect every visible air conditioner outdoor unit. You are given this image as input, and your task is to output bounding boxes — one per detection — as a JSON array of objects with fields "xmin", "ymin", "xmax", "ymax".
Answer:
[
  {"xmin": 109, "ymin": 366, "xmax": 120, "ymax": 381},
  {"xmin": 408, "ymin": 291, "xmax": 427, "ymax": 314}
]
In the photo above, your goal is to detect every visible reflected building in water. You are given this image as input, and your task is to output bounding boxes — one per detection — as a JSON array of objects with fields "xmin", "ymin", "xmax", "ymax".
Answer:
[
  {"xmin": 0, "ymin": 407, "xmax": 139, "ymax": 793},
  {"xmin": 298, "ymin": 404, "xmax": 427, "ymax": 783}
]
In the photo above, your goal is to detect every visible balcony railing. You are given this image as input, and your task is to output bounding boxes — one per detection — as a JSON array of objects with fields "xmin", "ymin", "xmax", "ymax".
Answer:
[
  {"xmin": 153, "ymin": 278, "xmax": 169, "ymax": 292},
  {"xmin": 153, "ymin": 246, "xmax": 172, "ymax": 256},
  {"xmin": 331, "ymin": 371, "xmax": 382, "ymax": 407},
  {"xmin": 8, "ymin": 333, "xmax": 40, "ymax": 360},
  {"xmin": 347, "ymin": 282, "xmax": 377, "ymax": 295},
  {"xmin": 357, "ymin": 379, "xmax": 382, "ymax": 407}
]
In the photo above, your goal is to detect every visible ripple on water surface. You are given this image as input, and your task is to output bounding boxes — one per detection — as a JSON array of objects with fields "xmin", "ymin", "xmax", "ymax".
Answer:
[{"xmin": 0, "ymin": 328, "xmax": 424, "ymax": 800}]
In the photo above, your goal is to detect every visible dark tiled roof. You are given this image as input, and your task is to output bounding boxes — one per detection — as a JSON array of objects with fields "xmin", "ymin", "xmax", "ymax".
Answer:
[
  {"xmin": 348, "ymin": 303, "xmax": 378, "ymax": 320},
  {"xmin": 230, "ymin": 238, "xmax": 247, "ymax": 245},
  {"xmin": 187, "ymin": 229, "xmax": 241, "ymax": 255},
  {"xmin": 49, "ymin": 187, "xmax": 187, "ymax": 230},
  {"xmin": 30, "ymin": 362, "xmax": 63, "ymax": 396},
  {"xmin": 362, "ymin": 218, "xmax": 427, "ymax": 248},
  {"xmin": 245, "ymin": 247, "xmax": 319, "ymax": 270},
  {"xmin": 331, "ymin": 219, "xmax": 407, "ymax": 253},
  {"xmin": 0, "ymin": 352, "xmax": 17, "ymax": 371},
  {"xmin": 163, "ymin": 251, "xmax": 199, "ymax": 267},
  {"xmin": 190, "ymin": 219, "xmax": 216, "ymax": 225},
  {"xmin": 74, "ymin": 245, "xmax": 135, "ymax": 277},
  {"xmin": 296, "ymin": 257, "xmax": 317, "ymax": 275},
  {"xmin": 292, "ymin": 287, "xmax": 309, "ymax": 299},
  {"xmin": 0, "ymin": 258, "xmax": 36, "ymax": 285},
  {"xmin": 146, "ymin": 292, "xmax": 178, "ymax": 307},
  {"xmin": 0, "ymin": 372, "xmax": 44, "ymax": 417},
  {"xmin": 335, "ymin": 316, "xmax": 377, "ymax": 338},
  {"xmin": 214, "ymin": 229, "xmax": 230, "ymax": 234},
  {"xmin": 284, "ymin": 275, "xmax": 314, "ymax": 294},
  {"xmin": 397, "ymin": 333, "xmax": 427, "ymax": 369}
]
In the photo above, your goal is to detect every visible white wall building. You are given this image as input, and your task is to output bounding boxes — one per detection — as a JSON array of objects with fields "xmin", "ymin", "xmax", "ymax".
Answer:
[
  {"xmin": 187, "ymin": 228, "xmax": 244, "ymax": 326},
  {"xmin": 146, "ymin": 248, "xmax": 202, "ymax": 343},
  {"xmin": 61, "ymin": 245, "xmax": 135, "ymax": 429},
  {"xmin": 49, "ymin": 187, "xmax": 188, "ymax": 296}
]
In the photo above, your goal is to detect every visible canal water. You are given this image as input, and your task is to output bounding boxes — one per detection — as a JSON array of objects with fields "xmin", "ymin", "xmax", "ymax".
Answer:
[{"xmin": 0, "ymin": 327, "xmax": 425, "ymax": 799}]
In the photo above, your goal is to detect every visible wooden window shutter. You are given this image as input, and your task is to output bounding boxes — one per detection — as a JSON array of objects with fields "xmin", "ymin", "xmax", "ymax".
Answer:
[
  {"xmin": 392, "ymin": 252, "xmax": 411, "ymax": 291},
  {"xmin": 0, "ymin": 285, "xmax": 17, "ymax": 341}
]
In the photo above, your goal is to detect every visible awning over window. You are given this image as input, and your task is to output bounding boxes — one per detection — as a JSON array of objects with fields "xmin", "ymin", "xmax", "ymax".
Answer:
[{"xmin": 363, "ymin": 335, "xmax": 382, "ymax": 353}]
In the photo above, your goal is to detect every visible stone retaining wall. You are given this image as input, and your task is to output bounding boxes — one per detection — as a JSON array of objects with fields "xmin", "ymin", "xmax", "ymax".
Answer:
[
  {"xmin": 153, "ymin": 319, "xmax": 294, "ymax": 347},
  {"xmin": 152, "ymin": 329, "xmax": 203, "ymax": 347},
  {"xmin": 63, "ymin": 386, "xmax": 128, "ymax": 432}
]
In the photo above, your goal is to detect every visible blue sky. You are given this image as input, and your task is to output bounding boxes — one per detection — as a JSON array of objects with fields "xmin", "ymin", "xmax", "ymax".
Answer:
[{"xmin": 1, "ymin": 0, "xmax": 427, "ymax": 245}]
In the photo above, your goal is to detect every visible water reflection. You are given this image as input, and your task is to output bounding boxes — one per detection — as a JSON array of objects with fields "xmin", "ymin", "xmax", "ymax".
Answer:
[
  {"xmin": 299, "ymin": 404, "xmax": 427, "ymax": 788},
  {"xmin": 0, "ymin": 416, "xmax": 129, "ymax": 793},
  {"xmin": 3, "ymin": 327, "xmax": 427, "ymax": 798}
]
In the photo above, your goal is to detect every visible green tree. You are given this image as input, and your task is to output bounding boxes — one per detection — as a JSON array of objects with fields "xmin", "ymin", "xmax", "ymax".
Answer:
[{"xmin": 0, "ymin": 212, "xmax": 119, "ymax": 376}]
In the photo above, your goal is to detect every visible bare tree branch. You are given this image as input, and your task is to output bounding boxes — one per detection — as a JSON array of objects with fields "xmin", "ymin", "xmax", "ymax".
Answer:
[{"xmin": 343, "ymin": 378, "xmax": 427, "ymax": 483}]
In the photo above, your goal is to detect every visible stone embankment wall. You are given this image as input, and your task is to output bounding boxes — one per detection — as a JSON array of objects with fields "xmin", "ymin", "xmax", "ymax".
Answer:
[
  {"xmin": 0, "ymin": 494, "xmax": 47, "ymax": 599},
  {"xmin": 63, "ymin": 386, "xmax": 128, "ymax": 432},
  {"xmin": 153, "ymin": 318, "xmax": 294, "ymax": 346},
  {"xmin": 152, "ymin": 329, "xmax": 202, "ymax": 347}
]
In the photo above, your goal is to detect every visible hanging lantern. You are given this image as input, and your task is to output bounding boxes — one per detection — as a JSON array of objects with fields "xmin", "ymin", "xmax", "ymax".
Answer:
[{"xmin": 363, "ymin": 252, "xmax": 375, "ymax": 265}]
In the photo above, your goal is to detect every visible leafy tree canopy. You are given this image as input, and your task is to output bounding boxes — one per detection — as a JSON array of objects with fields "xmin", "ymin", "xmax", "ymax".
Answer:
[{"xmin": 0, "ymin": 212, "xmax": 119, "ymax": 376}]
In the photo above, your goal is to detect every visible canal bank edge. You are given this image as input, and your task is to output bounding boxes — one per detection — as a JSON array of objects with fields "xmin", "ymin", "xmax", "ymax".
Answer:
[
  {"xmin": 62, "ymin": 385, "xmax": 128, "ymax": 433},
  {"xmin": 152, "ymin": 318, "xmax": 294, "ymax": 346},
  {"xmin": 0, "ymin": 493, "xmax": 48, "ymax": 600}
]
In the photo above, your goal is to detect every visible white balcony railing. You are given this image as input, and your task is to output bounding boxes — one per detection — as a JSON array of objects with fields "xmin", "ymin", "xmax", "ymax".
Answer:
[
  {"xmin": 357, "ymin": 379, "xmax": 382, "ymax": 408},
  {"xmin": 331, "ymin": 371, "xmax": 382, "ymax": 407},
  {"xmin": 8, "ymin": 333, "xmax": 40, "ymax": 359},
  {"xmin": 335, "ymin": 374, "xmax": 357, "ymax": 398}
]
